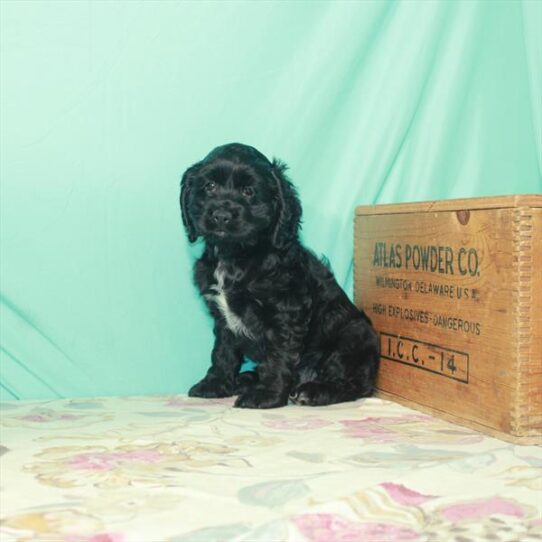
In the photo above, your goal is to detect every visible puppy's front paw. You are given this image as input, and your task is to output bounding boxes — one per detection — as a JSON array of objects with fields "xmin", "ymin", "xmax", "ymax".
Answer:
[
  {"xmin": 234, "ymin": 387, "xmax": 287, "ymax": 409},
  {"xmin": 188, "ymin": 377, "xmax": 233, "ymax": 398}
]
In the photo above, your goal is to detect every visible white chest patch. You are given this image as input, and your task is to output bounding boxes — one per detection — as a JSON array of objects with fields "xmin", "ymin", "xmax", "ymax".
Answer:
[{"xmin": 207, "ymin": 264, "xmax": 254, "ymax": 340}]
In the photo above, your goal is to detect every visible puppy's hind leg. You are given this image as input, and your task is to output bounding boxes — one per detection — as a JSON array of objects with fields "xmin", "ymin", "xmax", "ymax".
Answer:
[
  {"xmin": 290, "ymin": 380, "xmax": 363, "ymax": 406},
  {"xmin": 233, "ymin": 370, "xmax": 259, "ymax": 395},
  {"xmin": 290, "ymin": 321, "xmax": 379, "ymax": 406}
]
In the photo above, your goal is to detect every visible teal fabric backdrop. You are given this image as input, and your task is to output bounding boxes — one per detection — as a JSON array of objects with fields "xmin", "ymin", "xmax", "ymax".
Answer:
[{"xmin": 1, "ymin": 0, "xmax": 541, "ymax": 400}]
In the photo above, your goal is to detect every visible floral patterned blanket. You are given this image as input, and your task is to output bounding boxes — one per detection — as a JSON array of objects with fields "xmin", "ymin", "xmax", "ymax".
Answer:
[{"xmin": 1, "ymin": 395, "xmax": 541, "ymax": 542}]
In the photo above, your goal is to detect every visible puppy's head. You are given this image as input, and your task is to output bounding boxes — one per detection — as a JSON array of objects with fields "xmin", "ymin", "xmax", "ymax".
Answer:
[{"xmin": 180, "ymin": 143, "xmax": 301, "ymax": 248}]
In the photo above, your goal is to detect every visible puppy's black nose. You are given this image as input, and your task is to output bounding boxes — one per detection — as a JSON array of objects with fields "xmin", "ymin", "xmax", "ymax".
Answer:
[{"xmin": 212, "ymin": 209, "xmax": 232, "ymax": 226}]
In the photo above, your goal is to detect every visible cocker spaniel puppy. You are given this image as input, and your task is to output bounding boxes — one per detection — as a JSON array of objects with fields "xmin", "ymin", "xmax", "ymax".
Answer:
[{"xmin": 180, "ymin": 143, "xmax": 379, "ymax": 408}]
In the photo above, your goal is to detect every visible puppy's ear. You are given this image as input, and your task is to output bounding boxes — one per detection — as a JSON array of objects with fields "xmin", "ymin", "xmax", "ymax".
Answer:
[
  {"xmin": 271, "ymin": 159, "xmax": 302, "ymax": 248},
  {"xmin": 180, "ymin": 164, "xmax": 200, "ymax": 243}
]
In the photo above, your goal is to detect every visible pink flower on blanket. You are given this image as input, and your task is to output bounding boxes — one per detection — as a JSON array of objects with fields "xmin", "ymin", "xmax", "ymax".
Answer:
[
  {"xmin": 263, "ymin": 418, "xmax": 332, "ymax": 431},
  {"xmin": 69, "ymin": 450, "xmax": 163, "ymax": 471},
  {"xmin": 66, "ymin": 534, "xmax": 124, "ymax": 542},
  {"xmin": 440, "ymin": 497, "xmax": 525, "ymax": 522},
  {"xmin": 340, "ymin": 419, "xmax": 396, "ymax": 441},
  {"xmin": 20, "ymin": 413, "xmax": 82, "ymax": 423},
  {"xmin": 339, "ymin": 414, "xmax": 481, "ymax": 445},
  {"xmin": 291, "ymin": 513, "xmax": 418, "ymax": 542},
  {"xmin": 26, "ymin": 441, "xmax": 246, "ymax": 488},
  {"xmin": 381, "ymin": 482, "xmax": 437, "ymax": 506},
  {"xmin": 164, "ymin": 396, "xmax": 235, "ymax": 407},
  {"xmin": 360, "ymin": 415, "xmax": 432, "ymax": 424},
  {"xmin": 2, "ymin": 407, "xmax": 111, "ymax": 429}
]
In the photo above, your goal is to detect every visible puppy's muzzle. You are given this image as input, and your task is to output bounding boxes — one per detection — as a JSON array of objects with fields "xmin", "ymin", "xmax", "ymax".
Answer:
[
  {"xmin": 207, "ymin": 201, "xmax": 243, "ymax": 233},
  {"xmin": 212, "ymin": 208, "xmax": 236, "ymax": 226}
]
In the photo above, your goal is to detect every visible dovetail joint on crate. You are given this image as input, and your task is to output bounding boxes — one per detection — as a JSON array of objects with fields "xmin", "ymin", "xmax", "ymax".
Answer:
[{"xmin": 512, "ymin": 207, "xmax": 534, "ymax": 435}]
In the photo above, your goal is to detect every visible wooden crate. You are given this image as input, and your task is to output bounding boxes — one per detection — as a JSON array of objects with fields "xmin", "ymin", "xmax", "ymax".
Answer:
[{"xmin": 354, "ymin": 195, "xmax": 542, "ymax": 444}]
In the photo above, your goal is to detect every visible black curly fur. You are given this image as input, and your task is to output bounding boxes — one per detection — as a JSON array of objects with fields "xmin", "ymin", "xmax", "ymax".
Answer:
[{"xmin": 180, "ymin": 143, "xmax": 379, "ymax": 408}]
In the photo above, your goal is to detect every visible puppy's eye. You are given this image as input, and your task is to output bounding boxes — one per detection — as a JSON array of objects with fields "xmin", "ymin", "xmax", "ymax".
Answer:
[
  {"xmin": 241, "ymin": 186, "xmax": 254, "ymax": 198},
  {"xmin": 205, "ymin": 182, "xmax": 217, "ymax": 194}
]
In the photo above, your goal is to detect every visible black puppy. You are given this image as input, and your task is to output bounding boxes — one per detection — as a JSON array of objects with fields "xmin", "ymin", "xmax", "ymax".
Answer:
[{"xmin": 180, "ymin": 143, "xmax": 379, "ymax": 408}]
